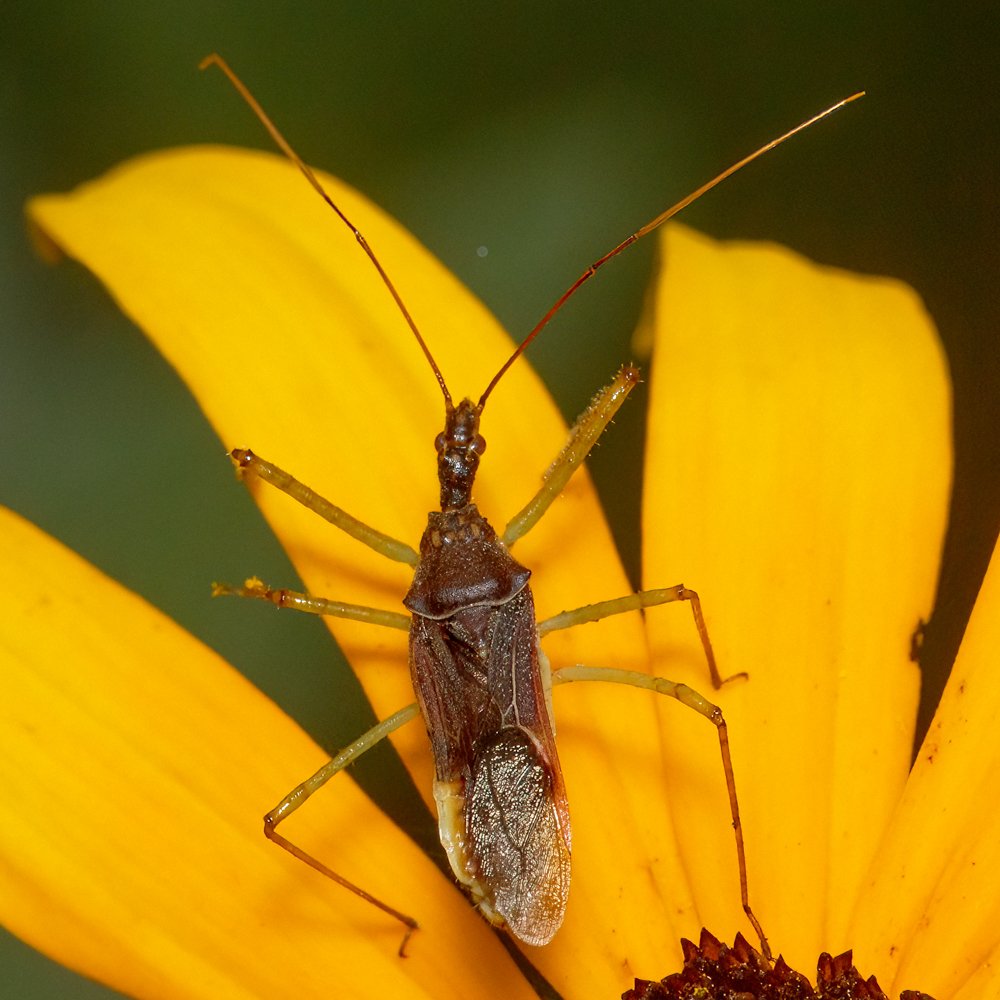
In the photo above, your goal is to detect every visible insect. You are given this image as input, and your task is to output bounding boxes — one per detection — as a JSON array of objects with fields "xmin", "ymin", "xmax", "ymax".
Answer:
[{"xmin": 203, "ymin": 53, "xmax": 861, "ymax": 956}]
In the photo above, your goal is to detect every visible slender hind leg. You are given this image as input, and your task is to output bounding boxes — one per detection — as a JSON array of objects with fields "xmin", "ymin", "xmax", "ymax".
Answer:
[
  {"xmin": 552, "ymin": 666, "xmax": 770, "ymax": 963},
  {"xmin": 264, "ymin": 703, "xmax": 422, "ymax": 955}
]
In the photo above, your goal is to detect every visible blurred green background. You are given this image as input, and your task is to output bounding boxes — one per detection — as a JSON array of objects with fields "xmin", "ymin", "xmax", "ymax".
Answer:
[{"xmin": 2, "ymin": 3, "xmax": 997, "ymax": 996}]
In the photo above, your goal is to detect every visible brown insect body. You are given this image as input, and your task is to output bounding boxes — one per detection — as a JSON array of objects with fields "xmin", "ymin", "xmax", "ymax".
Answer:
[
  {"xmin": 405, "ymin": 398, "xmax": 570, "ymax": 944},
  {"xmin": 201, "ymin": 52, "xmax": 861, "ymax": 958}
]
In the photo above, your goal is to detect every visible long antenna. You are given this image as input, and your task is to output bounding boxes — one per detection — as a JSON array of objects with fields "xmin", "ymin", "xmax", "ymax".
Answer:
[
  {"xmin": 476, "ymin": 91, "xmax": 865, "ymax": 410},
  {"xmin": 203, "ymin": 54, "xmax": 862, "ymax": 417},
  {"xmin": 199, "ymin": 53, "xmax": 454, "ymax": 408}
]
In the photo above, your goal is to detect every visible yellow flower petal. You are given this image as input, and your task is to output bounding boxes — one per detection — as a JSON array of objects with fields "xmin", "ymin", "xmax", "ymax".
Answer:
[
  {"xmin": 640, "ymin": 224, "xmax": 951, "ymax": 972},
  {"xmin": 849, "ymin": 536, "xmax": 1000, "ymax": 997},
  {"xmin": 0, "ymin": 506, "xmax": 532, "ymax": 999},
  {"xmin": 28, "ymin": 148, "xmax": 707, "ymax": 993}
]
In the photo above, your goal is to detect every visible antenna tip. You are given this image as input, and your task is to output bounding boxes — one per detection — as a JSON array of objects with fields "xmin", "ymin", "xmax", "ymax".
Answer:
[{"xmin": 199, "ymin": 53, "xmax": 222, "ymax": 72}]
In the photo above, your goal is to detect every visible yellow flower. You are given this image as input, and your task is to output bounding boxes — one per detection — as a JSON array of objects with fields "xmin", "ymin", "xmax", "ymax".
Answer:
[{"xmin": 4, "ymin": 145, "xmax": 992, "ymax": 998}]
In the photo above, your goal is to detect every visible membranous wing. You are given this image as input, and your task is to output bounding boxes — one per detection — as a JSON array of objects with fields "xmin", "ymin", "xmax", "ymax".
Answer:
[{"xmin": 466, "ymin": 726, "xmax": 571, "ymax": 946}]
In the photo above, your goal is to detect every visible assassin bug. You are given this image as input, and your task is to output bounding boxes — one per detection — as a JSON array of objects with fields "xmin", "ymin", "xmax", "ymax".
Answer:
[{"xmin": 203, "ymin": 54, "xmax": 861, "ymax": 956}]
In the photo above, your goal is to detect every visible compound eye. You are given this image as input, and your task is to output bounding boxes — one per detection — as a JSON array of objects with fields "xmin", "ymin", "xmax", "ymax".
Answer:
[
  {"xmin": 434, "ymin": 432, "xmax": 447, "ymax": 454},
  {"xmin": 472, "ymin": 435, "xmax": 486, "ymax": 456}
]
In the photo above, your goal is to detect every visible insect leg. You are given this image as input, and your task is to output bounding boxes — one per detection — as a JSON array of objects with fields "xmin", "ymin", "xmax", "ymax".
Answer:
[
  {"xmin": 213, "ymin": 576, "xmax": 410, "ymax": 631},
  {"xmin": 551, "ymin": 665, "xmax": 771, "ymax": 963},
  {"xmin": 231, "ymin": 448, "xmax": 419, "ymax": 565},
  {"xmin": 538, "ymin": 586, "xmax": 741, "ymax": 688},
  {"xmin": 501, "ymin": 365, "xmax": 640, "ymax": 547},
  {"xmin": 265, "ymin": 702, "xmax": 421, "ymax": 955}
]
